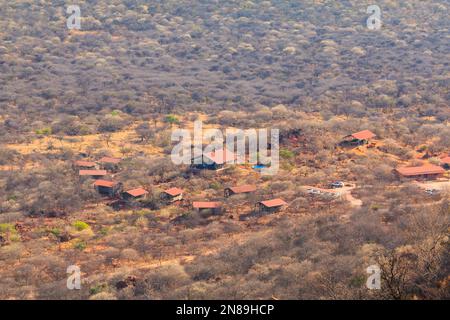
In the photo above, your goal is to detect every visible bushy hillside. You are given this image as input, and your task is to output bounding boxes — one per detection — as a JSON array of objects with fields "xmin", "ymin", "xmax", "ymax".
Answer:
[
  {"xmin": 0, "ymin": 1, "xmax": 448, "ymax": 300},
  {"xmin": 0, "ymin": 0, "xmax": 449, "ymax": 140}
]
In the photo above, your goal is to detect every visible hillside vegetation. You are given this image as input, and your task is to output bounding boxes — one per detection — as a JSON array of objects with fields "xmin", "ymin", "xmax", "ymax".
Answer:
[{"xmin": 0, "ymin": 1, "xmax": 449, "ymax": 300}]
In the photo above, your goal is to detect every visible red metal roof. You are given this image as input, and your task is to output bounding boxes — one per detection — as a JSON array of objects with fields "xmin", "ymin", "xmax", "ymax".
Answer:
[
  {"xmin": 75, "ymin": 160, "xmax": 96, "ymax": 167},
  {"xmin": 164, "ymin": 187, "xmax": 183, "ymax": 196},
  {"xmin": 125, "ymin": 188, "xmax": 148, "ymax": 197},
  {"xmin": 193, "ymin": 201, "xmax": 222, "ymax": 209},
  {"xmin": 94, "ymin": 180, "xmax": 118, "ymax": 188},
  {"xmin": 396, "ymin": 165, "xmax": 445, "ymax": 177},
  {"xmin": 259, "ymin": 198, "xmax": 287, "ymax": 208},
  {"xmin": 441, "ymin": 157, "xmax": 450, "ymax": 165},
  {"xmin": 351, "ymin": 130, "xmax": 376, "ymax": 140},
  {"xmin": 203, "ymin": 148, "xmax": 236, "ymax": 164},
  {"xmin": 99, "ymin": 157, "xmax": 122, "ymax": 164},
  {"xmin": 228, "ymin": 185, "xmax": 257, "ymax": 194},
  {"xmin": 79, "ymin": 170, "xmax": 107, "ymax": 176}
]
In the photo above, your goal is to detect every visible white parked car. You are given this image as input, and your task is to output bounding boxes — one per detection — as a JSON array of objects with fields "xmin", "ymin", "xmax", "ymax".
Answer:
[
  {"xmin": 307, "ymin": 188, "xmax": 322, "ymax": 195},
  {"xmin": 425, "ymin": 189, "xmax": 438, "ymax": 195}
]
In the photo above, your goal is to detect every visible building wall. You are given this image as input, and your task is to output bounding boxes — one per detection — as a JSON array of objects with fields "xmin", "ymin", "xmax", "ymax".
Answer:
[
  {"xmin": 96, "ymin": 184, "xmax": 122, "ymax": 197},
  {"xmin": 161, "ymin": 193, "xmax": 183, "ymax": 202},
  {"xmin": 399, "ymin": 173, "xmax": 443, "ymax": 180},
  {"xmin": 258, "ymin": 204, "xmax": 282, "ymax": 213},
  {"xmin": 196, "ymin": 207, "xmax": 222, "ymax": 215}
]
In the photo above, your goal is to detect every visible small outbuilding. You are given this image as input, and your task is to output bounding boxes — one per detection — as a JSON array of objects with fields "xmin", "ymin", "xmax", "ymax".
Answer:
[
  {"xmin": 257, "ymin": 198, "xmax": 287, "ymax": 213},
  {"xmin": 224, "ymin": 184, "xmax": 257, "ymax": 198},
  {"xmin": 122, "ymin": 188, "xmax": 149, "ymax": 201},
  {"xmin": 340, "ymin": 130, "xmax": 376, "ymax": 146},
  {"xmin": 191, "ymin": 148, "xmax": 236, "ymax": 170},
  {"xmin": 94, "ymin": 180, "xmax": 123, "ymax": 197},
  {"xmin": 161, "ymin": 187, "xmax": 183, "ymax": 203},
  {"xmin": 99, "ymin": 157, "xmax": 122, "ymax": 172},
  {"xmin": 193, "ymin": 201, "xmax": 223, "ymax": 215},
  {"xmin": 79, "ymin": 170, "xmax": 108, "ymax": 179},
  {"xmin": 74, "ymin": 160, "xmax": 97, "ymax": 169}
]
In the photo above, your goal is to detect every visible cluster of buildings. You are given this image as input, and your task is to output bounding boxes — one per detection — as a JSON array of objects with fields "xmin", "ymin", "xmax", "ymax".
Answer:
[
  {"xmin": 192, "ymin": 184, "xmax": 287, "ymax": 215},
  {"xmin": 340, "ymin": 130, "xmax": 449, "ymax": 181},
  {"xmin": 75, "ymin": 158, "xmax": 287, "ymax": 215},
  {"xmin": 72, "ymin": 129, "xmax": 447, "ymax": 216},
  {"xmin": 76, "ymin": 157, "xmax": 185, "ymax": 204}
]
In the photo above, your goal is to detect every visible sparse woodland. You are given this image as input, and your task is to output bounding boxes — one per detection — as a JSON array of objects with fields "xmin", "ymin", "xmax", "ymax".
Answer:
[{"xmin": 0, "ymin": 1, "xmax": 449, "ymax": 300}]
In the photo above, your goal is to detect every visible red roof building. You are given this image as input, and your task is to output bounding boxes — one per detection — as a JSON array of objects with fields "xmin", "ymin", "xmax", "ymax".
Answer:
[
  {"xmin": 193, "ymin": 201, "xmax": 223, "ymax": 214},
  {"xmin": 259, "ymin": 198, "xmax": 287, "ymax": 208},
  {"xmin": 192, "ymin": 148, "xmax": 237, "ymax": 169},
  {"xmin": 340, "ymin": 130, "xmax": 376, "ymax": 147},
  {"xmin": 94, "ymin": 180, "xmax": 119, "ymax": 188},
  {"xmin": 440, "ymin": 157, "xmax": 450, "ymax": 165},
  {"xmin": 164, "ymin": 187, "xmax": 183, "ymax": 197},
  {"xmin": 257, "ymin": 198, "xmax": 287, "ymax": 212},
  {"xmin": 203, "ymin": 149, "xmax": 236, "ymax": 165},
  {"xmin": 94, "ymin": 180, "xmax": 122, "ymax": 197},
  {"xmin": 350, "ymin": 130, "xmax": 376, "ymax": 140},
  {"xmin": 161, "ymin": 187, "xmax": 183, "ymax": 202},
  {"xmin": 224, "ymin": 184, "xmax": 257, "ymax": 197},
  {"xmin": 79, "ymin": 170, "xmax": 107, "ymax": 177},
  {"xmin": 74, "ymin": 160, "xmax": 96, "ymax": 168},
  {"xmin": 124, "ymin": 188, "xmax": 148, "ymax": 198},
  {"xmin": 395, "ymin": 165, "xmax": 445, "ymax": 179},
  {"xmin": 193, "ymin": 201, "xmax": 222, "ymax": 209}
]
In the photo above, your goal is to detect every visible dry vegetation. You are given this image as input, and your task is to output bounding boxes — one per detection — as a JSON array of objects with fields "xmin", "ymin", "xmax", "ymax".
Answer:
[{"xmin": 0, "ymin": 0, "xmax": 449, "ymax": 300}]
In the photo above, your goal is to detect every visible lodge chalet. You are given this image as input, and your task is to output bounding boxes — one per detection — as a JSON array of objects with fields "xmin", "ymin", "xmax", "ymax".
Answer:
[
  {"xmin": 193, "ymin": 201, "xmax": 223, "ymax": 215},
  {"xmin": 191, "ymin": 148, "xmax": 236, "ymax": 170},
  {"xmin": 224, "ymin": 184, "xmax": 257, "ymax": 198},
  {"xmin": 395, "ymin": 165, "xmax": 445, "ymax": 180},
  {"xmin": 161, "ymin": 187, "xmax": 183, "ymax": 203},
  {"xmin": 340, "ymin": 130, "xmax": 376, "ymax": 146},
  {"xmin": 122, "ymin": 187, "xmax": 148, "ymax": 201},
  {"xmin": 74, "ymin": 160, "xmax": 97, "ymax": 169},
  {"xmin": 79, "ymin": 169, "xmax": 108, "ymax": 179},
  {"xmin": 99, "ymin": 157, "xmax": 122, "ymax": 172},
  {"xmin": 257, "ymin": 198, "xmax": 287, "ymax": 213},
  {"xmin": 94, "ymin": 180, "xmax": 123, "ymax": 197}
]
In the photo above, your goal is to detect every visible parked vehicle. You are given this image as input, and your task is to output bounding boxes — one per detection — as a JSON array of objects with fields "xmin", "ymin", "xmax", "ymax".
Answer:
[
  {"xmin": 330, "ymin": 181, "xmax": 344, "ymax": 188},
  {"xmin": 425, "ymin": 189, "xmax": 439, "ymax": 195},
  {"xmin": 307, "ymin": 188, "xmax": 322, "ymax": 195}
]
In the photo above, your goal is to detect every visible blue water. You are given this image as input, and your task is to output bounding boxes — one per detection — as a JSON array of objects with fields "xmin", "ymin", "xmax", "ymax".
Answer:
[{"xmin": 252, "ymin": 164, "xmax": 267, "ymax": 170}]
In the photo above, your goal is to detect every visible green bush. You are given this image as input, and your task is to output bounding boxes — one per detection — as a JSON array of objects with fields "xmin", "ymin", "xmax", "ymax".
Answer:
[
  {"xmin": 280, "ymin": 149, "xmax": 295, "ymax": 159},
  {"xmin": 35, "ymin": 127, "xmax": 52, "ymax": 135},
  {"xmin": 49, "ymin": 228, "xmax": 61, "ymax": 237},
  {"xmin": 164, "ymin": 114, "xmax": 179, "ymax": 125},
  {"xmin": 349, "ymin": 275, "xmax": 366, "ymax": 288},
  {"xmin": 209, "ymin": 181, "xmax": 221, "ymax": 190},
  {"xmin": 0, "ymin": 223, "xmax": 15, "ymax": 234},
  {"xmin": 72, "ymin": 221, "xmax": 90, "ymax": 231},
  {"xmin": 73, "ymin": 240, "xmax": 87, "ymax": 251},
  {"xmin": 89, "ymin": 283, "xmax": 107, "ymax": 295},
  {"xmin": 99, "ymin": 227, "xmax": 110, "ymax": 236}
]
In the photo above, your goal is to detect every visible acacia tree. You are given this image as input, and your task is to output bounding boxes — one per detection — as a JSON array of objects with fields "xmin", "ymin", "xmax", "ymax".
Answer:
[{"xmin": 135, "ymin": 122, "xmax": 155, "ymax": 143}]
